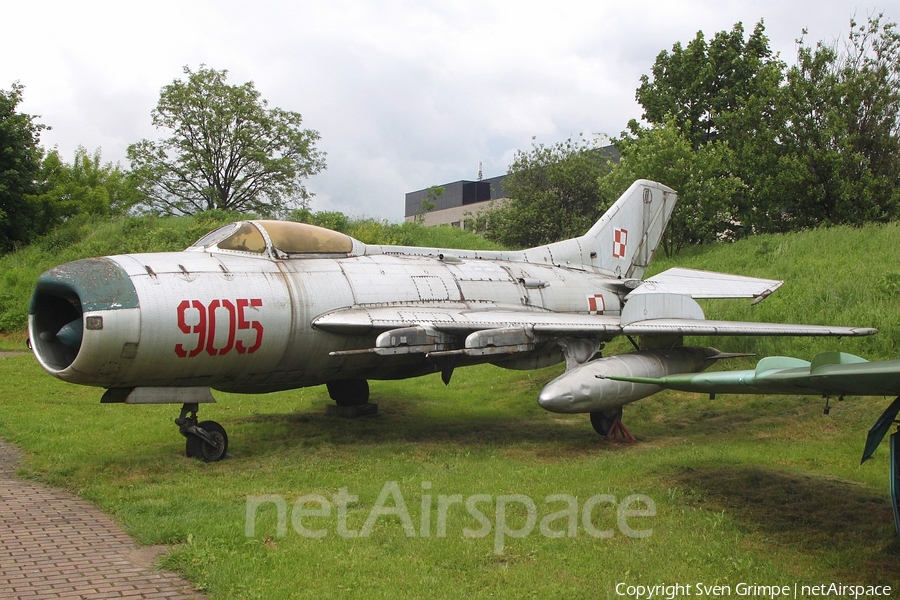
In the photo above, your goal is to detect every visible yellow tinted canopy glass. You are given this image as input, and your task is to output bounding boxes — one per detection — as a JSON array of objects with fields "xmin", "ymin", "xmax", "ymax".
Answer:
[
  {"xmin": 218, "ymin": 222, "xmax": 267, "ymax": 253},
  {"xmin": 257, "ymin": 221, "xmax": 353, "ymax": 254}
]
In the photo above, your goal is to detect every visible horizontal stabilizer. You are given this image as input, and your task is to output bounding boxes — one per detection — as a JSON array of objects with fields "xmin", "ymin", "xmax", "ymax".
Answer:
[{"xmin": 630, "ymin": 268, "xmax": 782, "ymax": 303}]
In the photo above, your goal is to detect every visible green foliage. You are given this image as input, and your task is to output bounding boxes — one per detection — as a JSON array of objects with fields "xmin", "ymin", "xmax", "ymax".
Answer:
[
  {"xmin": 36, "ymin": 214, "xmax": 92, "ymax": 253},
  {"xmin": 127, "ymin": 65, "xmax": 326, "ymax": 217},
  {"xmin": 632, "ymin": 14, "xmax": 900, "ymax": 241},
  {"xmin": 472, "ymin": 135, "xmax": 614, "ymax": 248},
  {"xmin": 289, "ymin": 208, "xmax": 502, "ymax": 249},
  {"xmin": 599, "ymin": 119, "xmax": 744, "ymax": 255},
  {"xmin": 288, "ymin": 208, "xmax": 352, "ymax": 233},
  {"xmin": 757, "ymin": 14, "xmax": 900, "ymax": 231},
  {"xmin": 346, "ymin": 218, "xmax": 406, "ymax": 245},
  {"xmin": 633, "ymin": 20, "xmax": 784, "ymax": 242},
  {"xmin": 0, "ymin": 82, "xmax": 47, "ymax": 253},
  {"xmin": 637, "ymin": 21, "xmax": 781, "ymax": 150},
  {"xmin": 28, "ymin": 147, "xmax": 144, "ymax": 233},
  {"xmin": 376, "ymin": 220, "xmax": 501, "ymax": 250}
]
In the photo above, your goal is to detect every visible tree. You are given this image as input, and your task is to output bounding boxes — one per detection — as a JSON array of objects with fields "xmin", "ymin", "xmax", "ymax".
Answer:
[
  {"xmin": 782, "ymin": 14, "xmax": 900, "ymax": 227},
  {"xmin": 636, "ymin": 21, "xmax": 782, "ymax": 150},
  {"xmin": 599, "ymin": 119, "xmax": 743, "ymax": 255},
  {"xmin": 841, "ymin": 14, "xmax": 900, "ymax": 190},
  {"xmin": 0, "ymin": 82, "xmax": 46, "ymax": 252},
  {"xmin": 633, "ymin": 14, "xmax": 900, "ymax": 240},
  {"xmin": 128, "ymin": 65, "xmax": 326, "ymax": 216},
  {"xmin": 29, "ymin": 147, "xmax": 144, "ymax": 231},
  {"xmin": 731, "ymin": 13, "xmax": 900, "ymax": 232},
  {"xmin": 472, "ymin": 136, "xmax": 614, "ymax": 248}
]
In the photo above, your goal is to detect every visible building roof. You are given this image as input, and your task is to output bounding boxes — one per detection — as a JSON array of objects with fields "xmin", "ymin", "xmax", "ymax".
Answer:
[{"xmin": 404, "ymin": 175, "xmax": 507, "ymax": 218}]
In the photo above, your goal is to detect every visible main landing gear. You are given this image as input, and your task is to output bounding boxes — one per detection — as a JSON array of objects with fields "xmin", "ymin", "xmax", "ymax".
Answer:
[
  {"xmin": 325, "ymin": 379, "xmax": 378, "ymax": 417},
  {"xmin": 327, "ymin": 379, "xmax": 370, "ymax": 407},
  {"xmin": 589, "ymin": 407, "xmax": 635, "ymax": 442},
  {"xmin": 176, "ymin": 403, "xmax": 228, "ymax": 462}
]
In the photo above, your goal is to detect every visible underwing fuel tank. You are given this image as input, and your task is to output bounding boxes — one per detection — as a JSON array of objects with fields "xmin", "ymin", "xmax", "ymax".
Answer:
[{"xmin": 537, "ymin": 346, "xmax": 725, "ymax": 414}]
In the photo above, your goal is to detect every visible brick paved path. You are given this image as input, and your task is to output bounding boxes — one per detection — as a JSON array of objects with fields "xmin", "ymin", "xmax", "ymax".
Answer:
[{"xmin": 0, "ymin": 440, "xmax": 207, "ymax": 599}]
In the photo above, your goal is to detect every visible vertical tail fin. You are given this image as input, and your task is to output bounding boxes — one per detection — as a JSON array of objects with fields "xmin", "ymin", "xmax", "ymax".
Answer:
[
  {"xmin": 585, "ymin": 180, "xmax": 677, "ymax": 279},
  {"xmin": 525, "ymin": 180, "xmax": 676, "ymax": 278}
]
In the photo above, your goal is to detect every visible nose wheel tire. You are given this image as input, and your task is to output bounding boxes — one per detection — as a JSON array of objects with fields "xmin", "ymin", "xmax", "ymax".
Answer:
[{"xmin": 185, "ymin": 420, "xmax": 228, "ymax": 462}]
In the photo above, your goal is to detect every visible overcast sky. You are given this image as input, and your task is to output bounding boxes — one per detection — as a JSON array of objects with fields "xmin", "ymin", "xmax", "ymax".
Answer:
[{"xmin": 2, "ymin": 1, "xmax": 888, "ymax": 221}]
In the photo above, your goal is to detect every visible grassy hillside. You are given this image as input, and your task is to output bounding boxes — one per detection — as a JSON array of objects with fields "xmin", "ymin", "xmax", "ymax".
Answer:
[
  {"xmin": 648, "ymin": 222, "xmax": 900, "ymax": 360},
  {"xmin": 0, "ymin": 213, "xmax": 235, "ymax": 334}
]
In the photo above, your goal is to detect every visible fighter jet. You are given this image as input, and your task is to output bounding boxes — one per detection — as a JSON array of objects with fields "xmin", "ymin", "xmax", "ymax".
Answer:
[{"xmin": 27, "ymin": 180, "xmax": 876, "ymax": 460}]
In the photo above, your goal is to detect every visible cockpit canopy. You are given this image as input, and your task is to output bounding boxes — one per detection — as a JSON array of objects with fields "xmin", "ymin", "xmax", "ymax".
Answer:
[{"xmin": 189, "ymin": 220, "xmax": 359, "ymax": 258}]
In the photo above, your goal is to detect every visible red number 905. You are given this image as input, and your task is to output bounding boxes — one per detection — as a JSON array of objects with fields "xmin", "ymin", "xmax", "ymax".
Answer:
[{"xmin": 175, "ymin": 298, "xmax": 263, "ymax": 357}]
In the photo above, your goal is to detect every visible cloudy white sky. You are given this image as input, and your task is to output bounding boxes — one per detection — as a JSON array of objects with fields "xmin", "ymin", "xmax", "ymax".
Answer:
[{"xmin": 2, "ymin": 1, "xmax": 889, "ymax": 221}]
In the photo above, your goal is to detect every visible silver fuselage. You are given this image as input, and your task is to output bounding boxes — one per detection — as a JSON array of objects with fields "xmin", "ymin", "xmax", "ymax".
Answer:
[{"xmin": 30, "ymin": 248, "xmax": 623, "ymax": 393}]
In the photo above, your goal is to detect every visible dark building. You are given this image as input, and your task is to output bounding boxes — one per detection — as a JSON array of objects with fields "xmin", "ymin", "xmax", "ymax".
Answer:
[{"xmin": 404, "ymin": 175, "xmax": 508, "ymax": 227}]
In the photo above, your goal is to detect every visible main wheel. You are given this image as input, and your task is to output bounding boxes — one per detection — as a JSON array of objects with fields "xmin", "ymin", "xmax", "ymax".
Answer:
[
  {"xmin": 589, "ymin": 407, "xmax": 623, "ymax": 436},
  {"xmin": 185, "ymin": 420, "xmax": 229, "ymax": 462},
  {"xmin": 326, "ymin": 379, "xmax": 370, "ymax": 407}
]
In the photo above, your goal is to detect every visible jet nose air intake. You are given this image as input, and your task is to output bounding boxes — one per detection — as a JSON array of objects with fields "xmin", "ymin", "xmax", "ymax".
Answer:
[{"xmin": 29, "ymin": 258, "xmax": 139, "ymax": 374}]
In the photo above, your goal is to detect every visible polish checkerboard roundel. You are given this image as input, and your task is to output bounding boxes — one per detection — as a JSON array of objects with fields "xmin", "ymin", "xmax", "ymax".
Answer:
[{"xmin": 612, "ymin": 228, "xmax": 627, "ymax": 258}]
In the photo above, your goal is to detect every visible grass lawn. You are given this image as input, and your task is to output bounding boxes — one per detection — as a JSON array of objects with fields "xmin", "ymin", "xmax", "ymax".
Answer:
[
  {"xmin": 0, "ymin": 332, "xmax": 27, "ymax": 352},
  {"xmin": 1, "ymin": 353, "xmax": 899, "ymax": 599}
]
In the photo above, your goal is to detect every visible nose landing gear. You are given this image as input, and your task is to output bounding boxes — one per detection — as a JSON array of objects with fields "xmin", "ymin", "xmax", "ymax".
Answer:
[{"xmin": 176, "ymin": 403, "xmax": 228, "ymax": 462}]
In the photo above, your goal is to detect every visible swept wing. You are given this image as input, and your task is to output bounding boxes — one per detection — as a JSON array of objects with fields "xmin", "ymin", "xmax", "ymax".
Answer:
[{"xmin": 315, "ymin": 302, "xmax": 875, "ymax": 360}]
